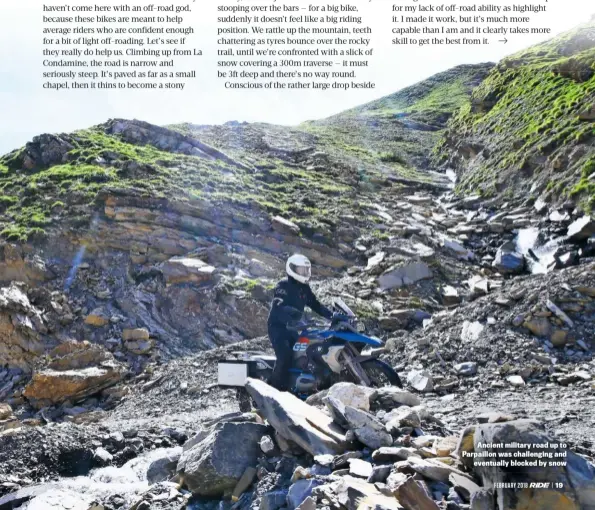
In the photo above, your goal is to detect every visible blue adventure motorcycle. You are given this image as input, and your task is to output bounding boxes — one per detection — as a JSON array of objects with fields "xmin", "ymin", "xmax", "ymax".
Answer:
[{"xmin": 219, "ymin": 299, "xmax": 402, "ymax": 409}]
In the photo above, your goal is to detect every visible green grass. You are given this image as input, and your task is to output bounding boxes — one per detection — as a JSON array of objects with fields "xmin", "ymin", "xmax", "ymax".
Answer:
[
  {"xmin": 570, "ymin": 157, "xmax": 595, "ymax": 210},
  {"xmin": 403, "ymin": 77, "xmax": 469, "ymax": 118},
  {"xmin": 434, "ymin": 22, "xmax": 595, "ymax": 202},
  {"xmin": 0, "ymin": 121, "xmax": 381, "ymax": 241},
  {"xmin": 299, "ymin": 63, "xmax": 492, "ymax": 176}
]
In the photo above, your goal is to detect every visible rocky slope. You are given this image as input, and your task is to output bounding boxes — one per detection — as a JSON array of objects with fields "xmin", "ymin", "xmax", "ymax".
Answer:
[
  {"xmin": 0, "ymin": 19, "xmax": 594, "ymax": 510},
  {"xmin": 0, "ymin": 60, "xmax": 493, "ymax": 380},
  {"xmin": 436, "ymin": 21, "xmax": 595, "ymax": 210}
]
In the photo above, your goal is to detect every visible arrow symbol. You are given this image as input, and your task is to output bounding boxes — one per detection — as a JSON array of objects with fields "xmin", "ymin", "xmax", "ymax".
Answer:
[{"xmin": 498, "ymin": 38, "xmax": 508, "ymax": 43}]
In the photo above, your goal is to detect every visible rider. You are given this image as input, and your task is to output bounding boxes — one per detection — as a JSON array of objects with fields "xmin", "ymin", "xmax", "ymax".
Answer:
[{"xmin": 267, "ymin": 254, "xmax": 333, "ymax": 391}]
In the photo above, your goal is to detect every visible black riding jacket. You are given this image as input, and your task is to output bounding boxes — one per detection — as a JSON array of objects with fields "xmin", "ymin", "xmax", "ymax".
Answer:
[{"xmin": 268, "ymin": 276, "xmax": 332, "ymax": 327}]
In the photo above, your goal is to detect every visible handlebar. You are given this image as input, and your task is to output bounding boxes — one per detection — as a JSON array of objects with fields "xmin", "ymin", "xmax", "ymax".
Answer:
[
  {"xmin": 287, "ymin": 316, "xmax": 359, "ymax": 333},
  {"xmin": 286, "ymin": 320, "xmax": 321, "ymax": 332}
]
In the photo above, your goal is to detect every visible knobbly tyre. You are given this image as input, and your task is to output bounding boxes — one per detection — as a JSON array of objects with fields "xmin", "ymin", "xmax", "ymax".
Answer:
[{"xmin": 217, "ymin": 299, "xmax": 402, "ymax": 412}]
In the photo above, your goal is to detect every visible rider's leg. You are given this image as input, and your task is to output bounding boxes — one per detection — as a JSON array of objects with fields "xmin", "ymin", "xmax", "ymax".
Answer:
[{"xmin": 269, "ymin": 326, "xmax": 292, "ymax": 391}]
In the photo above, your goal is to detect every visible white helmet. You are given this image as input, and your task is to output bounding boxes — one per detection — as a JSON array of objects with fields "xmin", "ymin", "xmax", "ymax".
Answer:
[{"xmin": 286, "ymin": 254, "xmax": 311, "ymax": 284}]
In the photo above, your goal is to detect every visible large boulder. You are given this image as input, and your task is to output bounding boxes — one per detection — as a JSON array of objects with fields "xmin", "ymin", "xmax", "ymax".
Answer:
[
  {"xmin": 457, "ymin": 419, "xmax": 595, "ymax": 510},
  {"xmin": 326, "ymin": 382, "xmax": 374, "ymax": 412},
  {"xmin": 567, "ymin": 216, "xmax": 595, "ymax": 241},
  {"xmin": 23, "ymin": 365, "xmax": 124, "ymax": 409},
  {"xmin": 177, "ymin": 421, "xmax": 267, "ymax": 496},
  {"xmin": 0, "ymin": 283, "xmax": 47, "ymax": 372},
  {"xmin": 48, "ymin": 342, "xmax": 113, "ymax": 371},
  {"xmin": 492, "ymin": 242, "xmax": 525, "ymax": 274},
  {"xmin": 245, "ymin": 378, "xmax": 350, "ymax": 456},
  {"xmin": 160, "ymin": 257, "xmax": 217, "ymax": 285},
  {"xmin": 378, "ymin": 262, "xmax": 433, "ymax": 290}
]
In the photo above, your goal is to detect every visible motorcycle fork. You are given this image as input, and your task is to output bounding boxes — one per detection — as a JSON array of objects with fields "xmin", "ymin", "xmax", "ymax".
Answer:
[{"xmin": 343, "ymin": 343, "xmax": 371, "ymax": 386}]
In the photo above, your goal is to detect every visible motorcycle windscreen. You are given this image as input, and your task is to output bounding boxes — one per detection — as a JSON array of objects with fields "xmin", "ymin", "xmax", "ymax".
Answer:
[{"xmin": 333, "ymin": 297, "xmax": 356, "ymax": 317}]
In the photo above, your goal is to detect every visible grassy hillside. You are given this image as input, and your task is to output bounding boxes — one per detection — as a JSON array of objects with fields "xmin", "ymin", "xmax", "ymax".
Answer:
[
  {"xmin": 0, "ymin": 64, "xmax": 492, "ymax": 243},
  {"xmin": 303, "ymin": 64, "xmax": 493, "ymax": 175},
  {"xmin": 435, "ymin": 22, "xmax": 595, "ymax": 209},
  {"xmin": 0, "ymin": 123, "xmax": 358, "ymax": 242}
]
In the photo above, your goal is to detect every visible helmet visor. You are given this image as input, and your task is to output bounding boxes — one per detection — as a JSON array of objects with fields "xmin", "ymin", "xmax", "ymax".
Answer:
[{"xmin": 290, "ymin": 263, "xmax": 311, "ymax": 279}]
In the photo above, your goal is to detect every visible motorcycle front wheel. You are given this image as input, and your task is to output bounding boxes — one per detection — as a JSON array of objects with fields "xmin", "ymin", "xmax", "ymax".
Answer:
[{"xmin": 361, "ymin": 359, "xmax": 403, "ymax": 388}]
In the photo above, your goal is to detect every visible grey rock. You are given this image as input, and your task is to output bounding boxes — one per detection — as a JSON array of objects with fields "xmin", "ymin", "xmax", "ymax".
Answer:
[
  {"xmin": 332, "ymin": 451, "xmax": 363, "ymax": 469},
  {"xmin": 407, "ymin": 456, "xmax": 475, "ymax": 484},
  {"xmin": 407, "ymin": 370, "xmax": 434, "ymax": 392},
  {"xmin": 260, "ymin": 435, "xmax": 275, "ymax": 455},
  {"xmin": 323, "ymin": 395, "xmax": 350, "ymax": 429},
  {"xmin": 348, "ymin": 458, "xmax": 373, "ymax": 478},
  {"xmin": 492, "ymin": 241, "xmax": 525, "ymax": 274},
  {"xmin": 367, "ymin": 464, "xmax": 392, "ymax": 484},
  {"xmin": 567, "ymin": 216, "xmax": 595, "ymax": 241},
  {"xmin": 287, "ymin": 479, "xmax": 323, "ymax": 510},
  {"xmin": 246, "ymin": 378, "xmax": 349, "ymax": 456},
  {"xmin": 372, "ymin": 446, "xmax": 419, "ymax": 462},
  {"xmin": 296, "ymin": 496, "xmax": 316, "ymax": 510},
  {"xmin": 385, "ymin": 407, "xmax": 421, "ymax": 433},
  {"xmin": 176, "ymin": 421, "xmax": 267, "ymax": 496},
  {"xmin": 159, "ymin": 257, "xmax": 217, "ymax": 285},
  {"xmin": 454, "ymin": 362, "xmax": 478, "ymax": 377},
  {"xmin": 259, "ymin": 490, "xmax": 288, "ymax": 510},
  {"xmin": 371, "ymin": 387, "xmax": 421, "ymax": 409},
  {"xmin": 343, "ymin": 405, "xmax": 393, "ymax": 450},
  {"xmin": 449, "ymin": 473, "xmax": 481, "ymax": 503},
  {"xmin": 272, "ymin": 216, "xmax": 300, "ymax": 236},
  {"xmin": 378, "ymin": 262, "xmax": 433, "ymax": 290},
  {"xmin": 334, "ymin": 475, "xmax": 402, "ymax": 510},
  {"xmin": 326, "ymin": 382, "xmax": 374, "ymax": 412},
  {"xmin": 248, "ymin": 259, "xmax": 277, "ymax": 278},
  {"xmin": 147, "ymin": 447, "xmax": 182, "ymax": 484},
  {"xmin": 0, "ymin": 486, "xmax": 52, "ymax": 508},
  {"xmin": 93, "ymin": 447, "xmax": 113, "ymax": 466},
  {"xmin": 17, "ymin": 489, "xmax": 91, "ymax": 510}
]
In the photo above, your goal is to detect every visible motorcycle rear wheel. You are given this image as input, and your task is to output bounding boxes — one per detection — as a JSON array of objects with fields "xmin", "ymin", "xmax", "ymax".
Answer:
[{"xmin": 361, "ymin": 359, "xmax": 403, "ymax": 388}]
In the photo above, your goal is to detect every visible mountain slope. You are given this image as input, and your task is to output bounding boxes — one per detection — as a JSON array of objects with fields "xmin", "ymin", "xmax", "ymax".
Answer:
[
  {"xmin": 302, "ymin": 63, "xmax": 493, "ymax": 176},
  {"xmin": 1, "ymin": 25, "xmax": 595, "ymax": 507},
  {"xmin": 0, "ymin": 62, "xmax": 488, "ymax": 368},
  {"xmin": 435, "ymin": 22, "xmax": 595, "ymax": 210}
]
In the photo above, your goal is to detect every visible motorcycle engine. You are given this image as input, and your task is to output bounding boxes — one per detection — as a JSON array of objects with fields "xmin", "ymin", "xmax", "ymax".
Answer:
[{"xmin": 294, "ymin": 356, "xmax": 308, "ymax": 371}]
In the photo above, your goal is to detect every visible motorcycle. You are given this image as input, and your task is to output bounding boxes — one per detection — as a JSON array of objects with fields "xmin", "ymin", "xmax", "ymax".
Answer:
[{"xmin": 217, "ymin": 299, "xmax": 402, "ymax": 411}]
